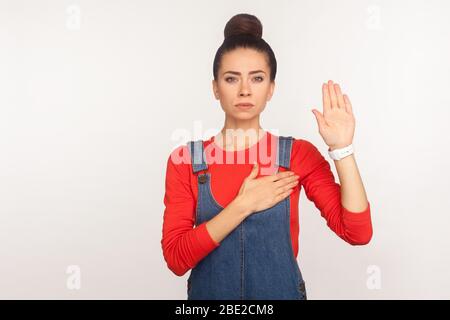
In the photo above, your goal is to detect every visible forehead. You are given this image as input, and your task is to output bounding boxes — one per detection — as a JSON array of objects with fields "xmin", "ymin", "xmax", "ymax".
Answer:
[{"xmin": 220, "ymin": 48, "xmax": 269, "ymax": 73}]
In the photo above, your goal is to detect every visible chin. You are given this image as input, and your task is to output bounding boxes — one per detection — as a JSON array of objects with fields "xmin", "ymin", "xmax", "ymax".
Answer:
[{"xmin": 230, "ymin": 112, "xmax": 258, "ymax": 120}]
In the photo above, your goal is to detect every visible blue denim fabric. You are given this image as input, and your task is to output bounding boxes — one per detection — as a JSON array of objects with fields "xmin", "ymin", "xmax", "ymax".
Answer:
[{"xmin": 186, "ymin": 135, "xmax": 307, "ymax": 300}]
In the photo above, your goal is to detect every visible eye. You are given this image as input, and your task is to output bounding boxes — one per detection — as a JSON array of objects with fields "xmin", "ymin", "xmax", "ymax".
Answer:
[{"xmin": 224, "ymin": 76, "xmax": 264, "ymax": 83}]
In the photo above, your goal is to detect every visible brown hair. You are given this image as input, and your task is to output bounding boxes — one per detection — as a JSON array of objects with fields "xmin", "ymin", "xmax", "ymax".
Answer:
[{"xmin": 213, "ymin": 13, "xmax": 277, "ymax": 82}]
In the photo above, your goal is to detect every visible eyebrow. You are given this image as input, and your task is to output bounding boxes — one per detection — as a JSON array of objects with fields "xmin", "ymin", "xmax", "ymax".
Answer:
[{"xmin": 222, "ymin": 70, "xmax": 266, "ymax": 76}]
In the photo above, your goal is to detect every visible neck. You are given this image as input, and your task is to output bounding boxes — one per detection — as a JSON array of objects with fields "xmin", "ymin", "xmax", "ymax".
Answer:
[{"xmin": 215, "ymin": 116, "xmax": 265, "ymax": 152}]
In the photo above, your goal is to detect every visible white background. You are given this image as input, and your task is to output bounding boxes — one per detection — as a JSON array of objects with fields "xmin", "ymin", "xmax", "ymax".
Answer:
[{"xmin": 1, "ymin": 0, "xmax": 449, "ymax": 299}]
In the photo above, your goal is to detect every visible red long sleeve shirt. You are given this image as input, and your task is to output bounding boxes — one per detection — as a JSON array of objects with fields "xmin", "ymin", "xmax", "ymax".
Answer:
[{"xmin": 161, "ymin": 131, "xmax": 373, "ymax": 276}]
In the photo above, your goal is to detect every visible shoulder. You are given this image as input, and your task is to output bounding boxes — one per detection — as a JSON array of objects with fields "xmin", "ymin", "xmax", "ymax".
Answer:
[
  {"xmin": 165, "ymin": 143, "xmax": 192, "ymax": 177},
  {"xmin": 291, "ymin": 137, "xmax": 320, "ymax": 155},
  {"xmin": 290, "ymin": 137, "xmax": 327, "ymax": 167},
  {"xmin": 269, "ymin": 134, "xmax": 319, "ymax": 159},
  {"xmin": 165, "ymin": 137, "xmax": 215, "ymax": 174}
]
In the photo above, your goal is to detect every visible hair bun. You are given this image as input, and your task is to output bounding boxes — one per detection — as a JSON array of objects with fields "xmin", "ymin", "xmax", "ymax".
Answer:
[{"xmin": 224, "ymin": 13, "xmax": 263, "ymax": 40}]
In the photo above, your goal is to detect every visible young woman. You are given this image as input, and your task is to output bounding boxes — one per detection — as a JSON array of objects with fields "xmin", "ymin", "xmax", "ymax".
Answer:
[{"xmin": 162, "ymin": 13, "xmax": 373, "ymax": 300}]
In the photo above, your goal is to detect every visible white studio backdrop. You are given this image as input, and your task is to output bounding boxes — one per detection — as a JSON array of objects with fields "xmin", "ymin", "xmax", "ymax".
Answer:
[{"xmin": 1, "ymin": 0, "xmax": 449, "ymax": 299}]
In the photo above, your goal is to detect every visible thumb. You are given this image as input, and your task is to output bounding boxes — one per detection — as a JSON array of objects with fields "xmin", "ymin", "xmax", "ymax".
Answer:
[
  {"xmin": 247, "ymin": 161, "xmax": 259, "ymax": 179},
  {"xmin": 311, "ymin": 109, "xmax": 326, "ymax": 130}
]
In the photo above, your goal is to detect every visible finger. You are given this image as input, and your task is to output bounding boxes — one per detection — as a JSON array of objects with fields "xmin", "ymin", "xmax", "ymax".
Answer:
[
  {"xmin": 343, "ymin": 94, "xmax": 353, "ymax": 114},
  {"xmin": 276, "ymin": 188, "xmax": 294, "ymax": 202},
  {"xmin": 322, "ymin": 83, "xmax": 331, "ymax": 115},
  {"xmin": 275, "ymin": 180, "xmax": 299, "ymax": 194},
  {"xmin": 267, "ymin": 170, "xmax": 295, "ymax": 182},
  {"xmin": 334, "ymin": 83, "xmax": 345, "ymax": 109},
  {"xmin": 327, "ymin": 80, "xmax": 338, "ymax": 108},
  {"xmin": 247, "ymin": 161, "xmax": 259, "ymax": 179},
  {"xmin": 274, "ymin": 174, "xmax": 299, "ymax": 188}
]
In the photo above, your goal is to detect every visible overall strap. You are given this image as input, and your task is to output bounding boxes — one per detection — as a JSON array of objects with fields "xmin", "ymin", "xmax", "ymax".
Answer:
[
  {"xmin": 186, "ymin": 139, "xmax": 208, "ymax": 174},
  {"xmin": 275, "ymin": 136, "xmax": 294, "ymax": 169}
]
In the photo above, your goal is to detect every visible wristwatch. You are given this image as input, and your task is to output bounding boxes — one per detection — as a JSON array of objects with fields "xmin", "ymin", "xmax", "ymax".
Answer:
[{"xmin": 328, "ymin": 144, "xmax": 354, "ymax": 161}]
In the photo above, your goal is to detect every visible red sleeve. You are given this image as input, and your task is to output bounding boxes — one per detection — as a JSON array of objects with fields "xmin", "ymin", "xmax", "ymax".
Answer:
[
  {"xmin": 298, "ymin": 139, "xmax": 373, "ymax": 245},
  {"xmin": 161, "ymin": 145, "xmax": 220, "ymax": 277}
]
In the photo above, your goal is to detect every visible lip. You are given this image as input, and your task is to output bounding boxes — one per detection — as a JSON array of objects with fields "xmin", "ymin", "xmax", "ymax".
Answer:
[{"xmin": 235, "ymin": 103, "xmax": 254, "ymax": 108}]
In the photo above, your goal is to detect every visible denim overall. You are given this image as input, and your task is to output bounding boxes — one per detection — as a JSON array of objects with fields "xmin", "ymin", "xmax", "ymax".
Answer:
[{"xmin": 186, "ymin": 135, "xmax": 307, "ymax": 300}]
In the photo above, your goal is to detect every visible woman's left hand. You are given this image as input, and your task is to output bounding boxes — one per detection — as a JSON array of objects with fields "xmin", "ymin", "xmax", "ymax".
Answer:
[{"xmin": 311, "ymin": 80, "xmax": 355, "ymax": 151}]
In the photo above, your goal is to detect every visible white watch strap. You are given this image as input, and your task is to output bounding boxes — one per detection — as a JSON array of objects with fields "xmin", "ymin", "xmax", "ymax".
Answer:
[{"xmin": 328, "ymin": 144, "xmax": 354, "ymax": 160}]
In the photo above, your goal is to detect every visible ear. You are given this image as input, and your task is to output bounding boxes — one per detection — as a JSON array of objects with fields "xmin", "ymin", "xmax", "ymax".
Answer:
[
  {"xmin": 212, "ymin": 79, "xmax": 219, "ymax": 100},
  {"xmin": 266, "ymin": 81, "xmax": 275, "ymax": 101}
]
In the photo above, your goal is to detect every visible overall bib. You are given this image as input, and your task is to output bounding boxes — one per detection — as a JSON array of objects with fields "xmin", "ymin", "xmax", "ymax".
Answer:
[{"xmin": 186, "ymin": 135, "xmax": 307, "ymax": 300}]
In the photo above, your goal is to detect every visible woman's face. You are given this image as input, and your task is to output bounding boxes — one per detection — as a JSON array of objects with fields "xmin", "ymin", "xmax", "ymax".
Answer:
[{"xmin": 212, "ymin": 47, "xmax": 275, "ymax": 120}]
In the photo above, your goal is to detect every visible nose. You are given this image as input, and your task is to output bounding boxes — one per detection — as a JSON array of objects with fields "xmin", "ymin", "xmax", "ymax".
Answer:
[{"xmin": 239, "ymin": 81, "xmax": 251, "ymax": 96}]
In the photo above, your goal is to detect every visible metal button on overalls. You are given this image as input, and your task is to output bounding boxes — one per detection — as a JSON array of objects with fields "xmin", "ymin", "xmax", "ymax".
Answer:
[{"xmin": 198, "ymin": 174, "xmax": 207, "ymax": 184}]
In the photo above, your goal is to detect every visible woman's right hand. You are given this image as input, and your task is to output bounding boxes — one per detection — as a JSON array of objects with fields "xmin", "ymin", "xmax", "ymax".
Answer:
[{"xmin": 236, "ymin": 162, "xmax": 300, "ymax": 215}]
